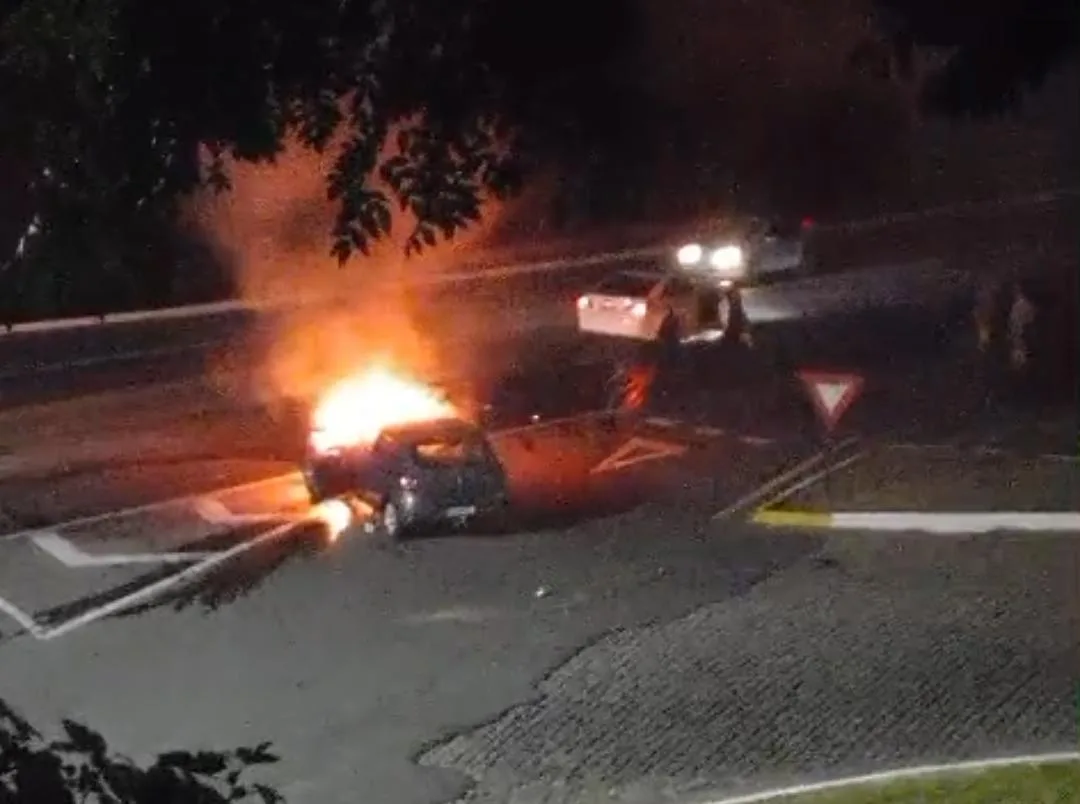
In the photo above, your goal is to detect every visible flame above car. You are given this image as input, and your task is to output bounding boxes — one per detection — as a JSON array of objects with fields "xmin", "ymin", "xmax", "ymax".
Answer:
[{"xmin": 309, "ymin": 365, "xmax": 458, "ymax": 454}]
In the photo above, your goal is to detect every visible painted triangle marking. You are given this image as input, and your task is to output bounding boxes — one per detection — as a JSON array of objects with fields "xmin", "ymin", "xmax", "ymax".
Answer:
[{"xmin": 591, "ymin": 437, "xmax": 688, "ymax": 474}]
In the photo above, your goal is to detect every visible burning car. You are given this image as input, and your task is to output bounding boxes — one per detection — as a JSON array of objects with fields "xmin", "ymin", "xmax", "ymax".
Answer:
[{"xmin": 302, "ymin": 366, "xmax": 509, "ymax": 539}]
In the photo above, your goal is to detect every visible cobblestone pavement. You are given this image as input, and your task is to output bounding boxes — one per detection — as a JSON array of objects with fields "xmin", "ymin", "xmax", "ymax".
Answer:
[{"xmin": 419, "ymin": 532, "xmax": 1080, "ymax": 804}]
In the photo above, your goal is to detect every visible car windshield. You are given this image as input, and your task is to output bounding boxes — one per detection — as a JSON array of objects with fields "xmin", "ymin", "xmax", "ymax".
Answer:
[
  {"xmin": 594, "ymin": 273, "xmax": 660, "ymax": 297},
  {"xmin": 411, "ymin": 434, "xmax": 489, "ymax": 466}
]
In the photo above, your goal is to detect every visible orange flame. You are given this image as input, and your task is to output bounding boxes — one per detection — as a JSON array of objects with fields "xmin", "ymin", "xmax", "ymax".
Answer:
[
  {"xmin": 312, "ymin": 498, "xmax": 355, "ymax": 542},
  {"xmin": 309, "ymin": 364, "xmax": 458, "ymax": 453}
]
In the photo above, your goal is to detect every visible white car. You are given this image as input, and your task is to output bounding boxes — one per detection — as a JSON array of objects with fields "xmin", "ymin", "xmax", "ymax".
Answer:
[
  {"xmin": 674, "ymin": 216, "xmax": 811, "ymax": 286},
  {"xmin": 575, "ymin": 270, "xmax": 724, "ymax": 343}
]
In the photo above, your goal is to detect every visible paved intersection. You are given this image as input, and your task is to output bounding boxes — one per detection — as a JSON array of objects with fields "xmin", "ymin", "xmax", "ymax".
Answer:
[{"xmin": 0, "ymin": 402, "xmax": 1075, "ymax": 804}]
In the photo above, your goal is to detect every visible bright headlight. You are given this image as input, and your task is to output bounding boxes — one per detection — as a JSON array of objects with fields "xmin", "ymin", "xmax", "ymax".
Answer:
[
  {"xmin": 709, "ymin": 245, "xmax": 744, "ymax": 271},
  {"xmin": 676, "ymin": 243, "xmax": 703, "ymax": 266}
]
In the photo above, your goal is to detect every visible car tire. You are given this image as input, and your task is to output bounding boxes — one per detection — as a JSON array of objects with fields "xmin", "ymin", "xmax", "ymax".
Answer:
[
  {"xmin": 303, "ymin": 470, "xmax": 328, "ymax": 505},
  {"xmin": 381, "ymin": 499, "xmax": 403, "ymax": 541}
]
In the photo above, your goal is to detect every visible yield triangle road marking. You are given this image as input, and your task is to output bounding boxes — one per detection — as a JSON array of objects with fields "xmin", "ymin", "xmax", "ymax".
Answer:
[{"xmin": 591, "ymin": 437, "xmax": 688, "ymax": 474}]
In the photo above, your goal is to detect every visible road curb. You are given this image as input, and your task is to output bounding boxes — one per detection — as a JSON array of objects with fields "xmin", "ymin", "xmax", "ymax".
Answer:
[
  {"xmin": 701, "ymin": 751, "xmax": 1080, "ymax": 804},
  {"xmin": 750, "ymin": 509, "xmax": 1080, "ymax": 533}
]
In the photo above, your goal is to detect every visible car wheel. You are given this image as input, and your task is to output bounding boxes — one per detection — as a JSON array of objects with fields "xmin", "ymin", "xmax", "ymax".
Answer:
[
  {"xmin": 381, "ymin": 499, "xmax": 403, "ymax": 541},
  {"xmin": 303, "ymin": 469, "xmax": 327, "ymax": 505}
]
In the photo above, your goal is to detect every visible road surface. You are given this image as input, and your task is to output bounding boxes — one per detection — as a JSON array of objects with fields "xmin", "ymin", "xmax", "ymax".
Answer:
[
  {"xmin": 0, "ymin": 412, "xmax": 1075, "ymax": 804},
  {"xmin": 0, "ymin": 296, "xmax": 1077, "ymax": 804},
  {"xmin": 1, "ymin": 190, "xmax": 1075, "ymax": 410},
  {"xmin": 0, "ymin": 217, "xmax": 1076, "ymax": 803}
]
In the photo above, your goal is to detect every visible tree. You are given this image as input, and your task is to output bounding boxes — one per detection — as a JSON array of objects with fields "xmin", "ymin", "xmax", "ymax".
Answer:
[
  {"xmin": 0, "ymin": 698, "xmax": 284, "ymax": 803},
  {"xmin": 0, "ymin": 0, "xmax": 639, "ymax": 271},
  {"xmin": 863, "ymin": 0, "xmax": 1080, "ymax": 115}
]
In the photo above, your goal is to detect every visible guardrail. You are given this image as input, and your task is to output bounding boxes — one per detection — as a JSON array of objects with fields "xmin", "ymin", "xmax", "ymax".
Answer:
[{"xmin": 2, "ymin": 187, "xmax": 1075, "ymax": 338}]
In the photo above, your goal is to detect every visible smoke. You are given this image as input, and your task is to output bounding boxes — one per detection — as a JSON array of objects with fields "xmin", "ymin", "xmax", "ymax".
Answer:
[{"xmin": 185, "ymin": 130, "xmax": 524, "ymax": 412}]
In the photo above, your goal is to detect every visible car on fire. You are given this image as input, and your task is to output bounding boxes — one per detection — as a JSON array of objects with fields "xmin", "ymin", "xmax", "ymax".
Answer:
[
  {"xmin": 302, "ymin": 416, "xmax": 509, "ymax": 539},
  {"xmin": 575, "ymin": 269, "xmax": 729, "ymax": 344}
]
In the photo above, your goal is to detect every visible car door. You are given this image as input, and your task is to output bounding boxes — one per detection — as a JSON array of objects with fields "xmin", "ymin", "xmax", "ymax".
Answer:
[{"xmin": 359, "ymin": 434, "xmax": 398, "ymax": 502}]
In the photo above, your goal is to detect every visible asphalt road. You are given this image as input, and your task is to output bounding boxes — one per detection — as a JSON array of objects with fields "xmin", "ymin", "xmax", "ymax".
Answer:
[
  {"xmin": 0, "ymin": 414, "xmax": 1076, "ymax": 804},
  {"xmin": 2, "ymin": 190, "xmax": 1075, "ymax": 410},
  {"xmin": 0, "ymin": 214, "xmax": 1077, "ymax": 804},
  {"xmin": 0, "ymin": 303, "xmax": 1077, "ymax": 804}
]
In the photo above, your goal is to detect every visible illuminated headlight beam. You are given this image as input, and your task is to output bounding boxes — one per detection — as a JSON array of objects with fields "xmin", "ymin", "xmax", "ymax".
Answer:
[
  {"xmin": 676, "ymin": 243, "xmax": 703, "ymax": 266},
  {"xmin": 709, "ymin": 245, "xmax": 744, "ymax": 271}
]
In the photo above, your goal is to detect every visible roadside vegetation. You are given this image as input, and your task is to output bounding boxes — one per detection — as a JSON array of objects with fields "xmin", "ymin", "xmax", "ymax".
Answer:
[
  {"xmin": 774, "ymin": 760, "xmax": 1080, "ymax": 804},
  {"xmin": 0, "ymin": 699, "xmax": 284, "ymax": 803}
]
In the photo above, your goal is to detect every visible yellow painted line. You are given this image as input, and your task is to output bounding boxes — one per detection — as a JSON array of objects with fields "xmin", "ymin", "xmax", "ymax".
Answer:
[{"xmin": 750, "ymin": 508, "xmax": 832, "ymax": 528}]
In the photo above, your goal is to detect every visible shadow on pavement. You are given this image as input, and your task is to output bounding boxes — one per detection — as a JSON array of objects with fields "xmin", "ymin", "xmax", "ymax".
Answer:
[
  {"xmin": 34, "ymin": 521, "xmax": 331, "ymax": 628},
  {"xmin": 120, "ymin": 521, "xmax": 330, "ymax": 616}
]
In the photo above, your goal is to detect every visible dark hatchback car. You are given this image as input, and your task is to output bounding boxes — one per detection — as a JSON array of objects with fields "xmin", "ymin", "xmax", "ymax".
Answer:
[{"xmin": 302, "ymin": 417, "xmax": 509, "ymax": 539}]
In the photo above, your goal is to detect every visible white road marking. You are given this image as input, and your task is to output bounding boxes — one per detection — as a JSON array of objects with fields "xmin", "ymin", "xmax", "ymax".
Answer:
[
  {"xmin": 191, "ymin": 497, "xmax": 284, "ymax": 527},
  {"xmin": 736, "ymin": 434, "xmax": 775, "ymax": 446},
  {"xmin": 824, "ymin": 511, "xmax": 1080, "ymax": 533},
  {"xmin": 0, "ymin": 472, "xmax": 298, "ymax": 542},
  {"xmin": 644, "ymin": 416, "xmax": 679, "ymax": 428},
  {"xmin": 0, "ymin": 595, "xmax": 43, "ymax": 638},
  {"xmin": 751, "ymin": 450, "xmax": 868, "ymax": 515},
  {"xmin": 30, "ymin": 532, "xmax": 216, "ymax": 567},
  {"xmin": 711, "ymin": 437, "xmax": 858, "ymax": 521},
  {"xmin": 703, "ymin": 751, "xmax": 1080, "ymax": 804},
  {"xmin": 38, "ymin": 518, "xmax": 309, "ymax": 640},
  {"xmin": 694, "ymin": 425, "xmax": 727, "ymax": 438},
  {"xmin": 591, "ymin": 437, "xmax": 688, "ymax": 474}
]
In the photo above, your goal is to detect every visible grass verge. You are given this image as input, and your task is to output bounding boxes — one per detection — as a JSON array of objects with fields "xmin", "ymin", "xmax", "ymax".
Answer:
[{"xmin": 771, "ymin": 759, "xmax": 1080, "ymax": 803}]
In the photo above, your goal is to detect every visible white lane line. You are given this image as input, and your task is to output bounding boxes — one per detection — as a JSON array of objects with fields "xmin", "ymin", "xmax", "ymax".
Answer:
[
  {"xmin": 694, "ymin": 425, "xmax": 726, "ymax": 438},
  {"xmin": 0, "ymin": 595, "xmax": 44, "ymax": 638},
  {"xmin": 703, "ymin": 751, "xmax": 1080, "ymax": 804},
  {"xmin": 39, "ymin": 518, "xmax": 310, "ymax": 640},
  {"xmin": 31, "ymin": 532, "xmax": 216, "ymax": 567},
  {"xmin": 753, "ymin": 451, "xmax": 868, "ymax": 514},
  {"xmin": 826, "ymin": 511, "xmax": 1080, "ymax": 533},
  {"xmin": 0, "ymin": 472, "xmax": 298, "ymax": 542},
  {"xmin": 191, "ymin": 497, "xmax": 285, "ymax": 527},
  {"xmin": 711, "ymin": 437, "xmax": 858, "ymax": 520},
  {"xmin": 737, "ymin": 434, "xmax": 775, "ymax": 446},
  {"xmin": 644, "ymin": 416, "xmax": 679, "ymax": 428}
]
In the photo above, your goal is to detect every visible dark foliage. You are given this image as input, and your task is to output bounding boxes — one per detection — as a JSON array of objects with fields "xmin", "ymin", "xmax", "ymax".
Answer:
[
  {"xmin": 865, "ymin": 0, "xmax": 1080, "ymax": 115},
  {"xmin": 0, "ymin": 0, "xmax": 639, "ymax": 269},
  {"xmin": 0, "ymin": 698, "xmax": 284, "ymax": 803}
]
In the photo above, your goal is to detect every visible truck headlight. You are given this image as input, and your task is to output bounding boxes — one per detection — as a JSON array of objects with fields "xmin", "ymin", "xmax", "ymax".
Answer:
[
  {"xmin": 709, "ymin": 245, "xmax": 744, "ymax": 271},
  {"xmin": 676, "ymin": 243, "xmax": 703, "ymax": 266}
]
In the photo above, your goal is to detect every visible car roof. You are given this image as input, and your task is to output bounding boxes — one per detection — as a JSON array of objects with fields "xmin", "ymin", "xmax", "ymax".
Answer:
[
  {"xmin": 379, "ymin": 417, "xmax": 483, "ymax": 442},
  {"xmin": 591, "ymin": 269, "xmax": 667, "ymax": 289}
]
